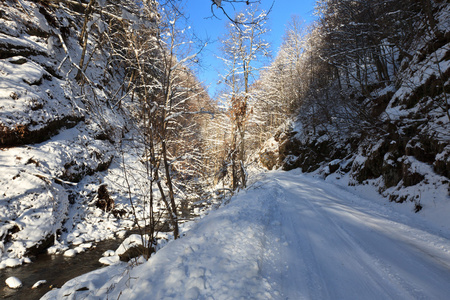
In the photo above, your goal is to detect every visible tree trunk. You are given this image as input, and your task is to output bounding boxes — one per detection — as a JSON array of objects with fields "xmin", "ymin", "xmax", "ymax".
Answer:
[{"xmin": 76, "ymin": 0, "xmax": 96, "ymax": 82}]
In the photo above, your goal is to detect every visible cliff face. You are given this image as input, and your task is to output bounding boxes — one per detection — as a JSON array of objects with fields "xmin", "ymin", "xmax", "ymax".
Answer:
[
  {"xmin": 0, "ymin": 0, "xmax": 130, "ymax": 263},
  {"xmin": 275, "ymin": 3, "xmax": 449, "ymax": 210}
]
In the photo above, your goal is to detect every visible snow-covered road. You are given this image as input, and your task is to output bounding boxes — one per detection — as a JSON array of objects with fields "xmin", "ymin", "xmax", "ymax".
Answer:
[
  {"xmin": 43, "ymin": 170, "xmax": 450, "ymax": 299},
  {"xmin": 260, "ymin": 172, "xmax": 450, "ymax": 299}
]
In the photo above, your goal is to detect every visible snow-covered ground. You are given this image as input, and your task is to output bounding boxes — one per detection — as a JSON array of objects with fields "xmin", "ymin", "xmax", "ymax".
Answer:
[
  {"xmin": 42, "ymin": 169, "xmax": 450, "ymax": 299},
  {"xmin": 0, "ymin": 0, "xmax": 132, "ymax": 265}
]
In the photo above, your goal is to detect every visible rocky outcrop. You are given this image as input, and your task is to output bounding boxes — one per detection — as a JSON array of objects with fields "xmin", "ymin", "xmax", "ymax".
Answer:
[
  {"xmin": 274, "ymin": 13, "xmax": 450, "ymax": 208},
  {"xmin": 0, "ymin": 116, "xmax": 83, "ymax": 147},
  {"xmin": 95, "ymin": 184, "xmax": 114, "ymax": 212},
  {"xmin": 0, "ymin": 0, "xmax": 127, "ymax": 264}
]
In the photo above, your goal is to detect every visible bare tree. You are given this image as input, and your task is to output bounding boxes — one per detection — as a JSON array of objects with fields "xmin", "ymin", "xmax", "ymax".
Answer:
[
  {"xmin": 210, "ymin": 0, "xmax": 273, "ymax": 25},
  {"xmin": 104, "ymin": 0, "xmax": 210, "ymax": 244},
  {"xmin": 251, "ymin": 15, "xmax": 307, "ymax": 143},
  {"xmin": 218, "ymin": 5, "xmax": 270, "ymax": 190}
]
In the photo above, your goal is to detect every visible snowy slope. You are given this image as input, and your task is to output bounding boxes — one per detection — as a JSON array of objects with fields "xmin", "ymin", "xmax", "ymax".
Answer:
[
  {"xmin": 42, "ymin": 170, "xmax": 450, "ymax": 299},
  {"xmin": 0, "ymin": 0, "xmax": 132, "ymax": 265},
  {"xmin": 275, "ymin": 1, "xmax": 449, "ymax": 209}
]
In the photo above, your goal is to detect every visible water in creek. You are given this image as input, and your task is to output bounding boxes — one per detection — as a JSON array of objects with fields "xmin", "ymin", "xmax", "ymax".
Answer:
[
  {"xmin": 0, "ymin": 238, "xmax": 122, "ymax": 299},
  {"xmin": 0, "ymin": 205, "xmax": 200, "ymax": 299}
]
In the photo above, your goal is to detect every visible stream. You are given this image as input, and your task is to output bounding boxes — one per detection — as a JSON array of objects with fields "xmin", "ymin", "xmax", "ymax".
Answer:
[
  {"xmin": 0, "ymin": 204, "xmax": 202, "ymax": 299},
  {"xmin": 0, "ymin": 238, "xmax": 122, "ymax": 299}
]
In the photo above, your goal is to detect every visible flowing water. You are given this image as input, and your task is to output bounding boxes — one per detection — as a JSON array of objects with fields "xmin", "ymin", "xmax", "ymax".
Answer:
[
  {"xmin": 0, "ymin": 204, "xmax": 201, "ymax": 299},
  {"xmin": 0, "ymin": 212, "xmax": 197, "ymax": 299},
  {"xmin": 0, "ymin": 238, "xmax": 122, "ymax": 299}
]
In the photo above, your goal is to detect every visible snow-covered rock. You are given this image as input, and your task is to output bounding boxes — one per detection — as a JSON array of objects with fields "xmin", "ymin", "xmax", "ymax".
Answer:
[
  {"xmin": 63, "ymin": 249, "xmax": 77, "ymax": 257},
  {"xmin": 4, "ymin": 258, "xmax": 21, "ymax": 268},
  {"xmin": 5, "ymin": 276, "xmax": 22, "ymax": 289},
  {"xmin": 99, "ymin": 255, "xmax": 120, "ymax": 265},
  {"xmin": 32, "ymin": 279, "xmax": 47, "ymax": 289},
  {"xmin": 115, "ymin": 234, "xmax": 149, "ymax": 257},
  {"xmin": 102, "ymin": 250, "xmax": 115, "ymax": 257}
]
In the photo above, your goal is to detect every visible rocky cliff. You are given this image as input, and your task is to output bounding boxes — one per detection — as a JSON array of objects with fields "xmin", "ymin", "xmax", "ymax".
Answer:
[{"xmin": 268, "ymin": 2, "xmax": 449, "ymax": 212}]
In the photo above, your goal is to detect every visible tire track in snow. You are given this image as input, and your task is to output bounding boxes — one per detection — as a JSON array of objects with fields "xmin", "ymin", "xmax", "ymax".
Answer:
[
  {"xmin": 276, "ymin": 178, "xmax": 388, "ymax": 300},
  {"xmin": 278, "ymin": 192, "xmax": 331, "ymax": 300},
  {"xmin": 41, "ymin": 171, "xmax": 450, "ymax": 300},
  {"xmin": 309, "ymin": 192, "xmax": 450, "ymax": 299},
  {"xmin": 280, "ymin": 181, "xmax": 416, "ymax": 299},
  {"xmin": 257, "ymin": 180, "xmax": 331, "ymax": 299},
  {"xmin": 271, "ymin": 173, "xmax": 450, "ymax": 300}
]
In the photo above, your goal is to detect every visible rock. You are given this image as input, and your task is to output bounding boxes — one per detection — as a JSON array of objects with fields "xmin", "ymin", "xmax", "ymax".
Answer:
[
  {"xmin": 4, "ymin": 258, "xmax": 21, "ymax": 268},
  {"xmin": 0, "ymin": 116, "xmax": 83, "ymax": 147},
  {"xmin": 6, "ymin": 276, "xmax": 22, "ymax": 289},
  {"xmin": 95, "ymin": 184, "xmax": 114, "ymax": 212},
  {"xmin": 71, "ymin": 237, "xmax": 85, "ymax": 246},
  {"xmin": 259, "ymin": 150, "xmax": 277, "ymax": 170},
  {"xmin": 63, "ymin": 249, "xmax": 77, "ymax": 257},
  {"xmin": 25, "ymin": 234, "xmax": 55, "ymax": 256},
  {"xmin": 382, "ymin": 152, "xmax": 402, "ymax": 188},
  {"xmin": 9, "ymin": 57, "xmax": 27, "ymax": 64},
  {"xmin": 434, "ymin": 146, "xmax": 450, "ymax": 178},
  {"xmin": 118, "ymin": 245, "xmax": 149, "ymax": 262},
  {"xmin": 402, "ymin": 160, "xmax": 425, "ymax": 187},
  {"xmin": 112, "ymin": 208, "xmax": 127, "ymax": 219},
  {"xmin": 74, "ymin": 246, "xmax": 87, "ymax": 254},
  {"xmin": 79, "ymin": 242, "xmax": 93, "ymax": 249},
  {"xmin": 328, "ymin": 159, "xmax": 341, "ymax": 174},
  {"xmin": 99, "ymin": 255, "xmax": 120, "ymax": 265},
  {"xmin": 102, "ymin": 250, "xmax": 115, "ymax": 257},
  {"xmin": 116, "ymin": 234, "xmax": 153, "ymax": 261},
  {"xmin": 352, "ymin": 139, "xmax": 388, "ymax": 183},
  {"xmin": 1, "ymin": 223, "xmax": 20, "ymax": 243},
  {"xmin": 32, "ymin": 280, "xmax": 47, "ymax": 289}
]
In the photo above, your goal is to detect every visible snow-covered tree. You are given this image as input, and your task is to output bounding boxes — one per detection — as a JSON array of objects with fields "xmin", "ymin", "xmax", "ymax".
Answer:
[
  {"xmin": 218, "ymin": 5, "xmax": 270, "ymax": 190},
  {"xmin": 105, "ymin": 0, "xmax": 211, "ymax": 242},
  {"xmin": 251, "ymin": 15, "xmax": 306, "ymax": 143}
]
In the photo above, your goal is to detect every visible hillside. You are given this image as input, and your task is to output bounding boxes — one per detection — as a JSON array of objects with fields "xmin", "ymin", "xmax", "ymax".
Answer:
[
  {"xmin": 0, "ymin": 0, "xmax": 161, "ymax": 266},
  {"xmin": 256, "ymin": 0, "xmax": 449, "ymax": 213},
  {"xmin": 0, "ymin": 0, "xmax": 214, "ymax": 271}
]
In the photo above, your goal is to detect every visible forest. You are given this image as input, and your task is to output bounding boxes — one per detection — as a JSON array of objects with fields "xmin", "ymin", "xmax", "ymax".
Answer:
[{"xmin": 0, "ymin": 0, "xmax": 449, "ymax": 298}]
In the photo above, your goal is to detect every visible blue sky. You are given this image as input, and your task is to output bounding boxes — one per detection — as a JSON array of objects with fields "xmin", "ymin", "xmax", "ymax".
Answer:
[{"xmin": 183, "ymin": 0, "xmax": 317, "ymax": 97}]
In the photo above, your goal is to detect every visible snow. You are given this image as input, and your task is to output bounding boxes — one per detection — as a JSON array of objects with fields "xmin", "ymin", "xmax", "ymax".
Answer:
[
  {"xmin": 42, "ymin": 170, "xmax": 450, "ymax": 300},
  {"xmin": 32, "ymin": 280, "xmax": 47, "ymax": 289},
  {"xmin": 0, "ymin": 33, "xmax": 48, "ymax": 55},
  {"xmin": 5, "ymin": 276, "xmax": 22, "ymax": 289},
  {"xmin": 102, "ymin": 250, "xmax": 115, "ymax": 257},
  {"xmin": 115, "ymin": 234, "xmax": 149, "ymax": 257},
  {"xmin": 61, "ymin": 242, "xmax": 94, "ymax": 257},
  {"xmin": 99, "ymin": 255, "xmax": 120, "ymax": 266},
  {"xmin": 2, "ymin": 258, "xmax": 22, "ymax": 269},
  {"xmin": 0, "ymin": 0, "xmax": 118, "ymax": 264},
  {"xmin": 63, "ymin": 249, "xmax": 77, "ymax": 257},
  {"xmin": 0, "ymin": 0, "xmax": 448, "ymax": 297}
]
